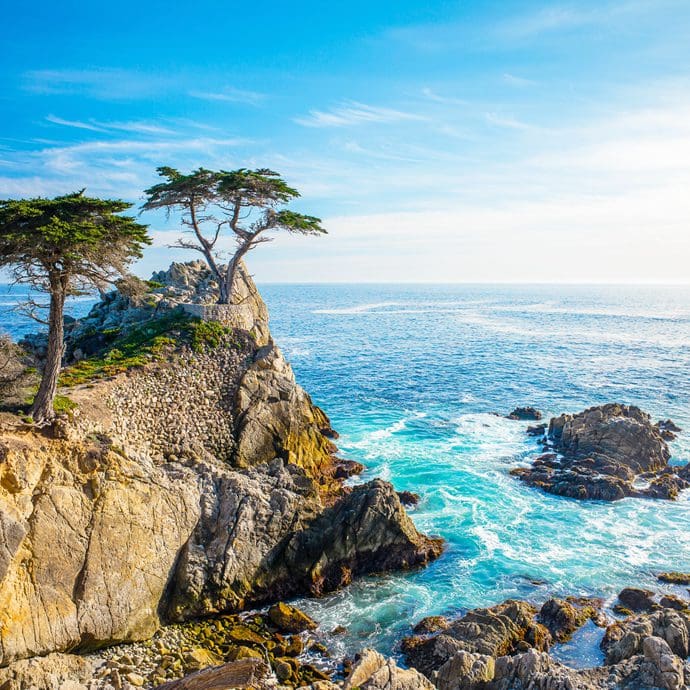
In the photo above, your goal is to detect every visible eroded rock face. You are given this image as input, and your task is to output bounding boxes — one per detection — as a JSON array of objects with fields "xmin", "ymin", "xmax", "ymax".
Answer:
[
  {"xmin": 512, "ymin": 403, "xmax": 689, "ymax": 500},
  {"xmin": 0, "ymin": 433, "xmax": 200, "ymax": 666},
  {"xmin": 233, "ymin": 343, "xmax": 338, "ymax": 479}
]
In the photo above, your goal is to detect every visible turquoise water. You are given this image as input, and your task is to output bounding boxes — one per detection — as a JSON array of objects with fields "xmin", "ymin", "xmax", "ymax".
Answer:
[
  {"xmin": 259, "ymin": 284, "xmax": 690, "ymax": 662},
  {"xmin": 2, "ymin": 283, "xmax": 690, "ymax": 663}
]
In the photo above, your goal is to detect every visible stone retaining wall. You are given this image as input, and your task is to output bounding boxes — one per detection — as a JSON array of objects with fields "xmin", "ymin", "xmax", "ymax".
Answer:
[{"xmin": 72, "ymin": 335, "xmax": 253, "ymax": 465}]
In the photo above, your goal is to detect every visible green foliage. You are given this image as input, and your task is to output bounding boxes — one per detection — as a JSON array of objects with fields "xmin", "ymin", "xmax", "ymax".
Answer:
[
  {"xmin": 53, "ymin": 395, "xmax": 77, "ymax": 415},
  {"xmin": 189, "ymin": 320, "xmax": 231, "ymax": 353},
  {"xmin": 0, "ymin": 191, "xmax": 151, "ymax": 294},
  {"xmin": 145, "ymin": 279, "xmax": 164, "ymax": 290},
  {"xmin": 142, "ymin": 166, "xmax": 326, "ymax": 304}
]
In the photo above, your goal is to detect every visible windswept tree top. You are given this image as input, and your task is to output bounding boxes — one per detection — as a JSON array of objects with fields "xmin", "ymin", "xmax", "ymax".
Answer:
[
  {"xmin": 142, "ymin": 167, "xmax": 326, "ymax": 303},
  {"xmin": 0, "ymin": 191, "xmax": 151, "ymax": 293}
]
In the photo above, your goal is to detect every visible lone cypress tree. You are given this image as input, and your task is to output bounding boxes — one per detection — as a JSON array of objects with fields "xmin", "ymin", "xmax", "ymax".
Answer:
[
  {"xmin": 143, "ymin": 167, "xmax": 326, "ymax": 303},
  {"xmin": 0, "ymin": 191, "xmax": 150, "ymax": 423}
]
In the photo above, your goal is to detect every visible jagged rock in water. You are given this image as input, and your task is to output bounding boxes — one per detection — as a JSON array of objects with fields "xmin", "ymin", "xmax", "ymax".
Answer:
[
  {"xmin": 413, "ymin": 615, "xmax": 450, "ymax": 635},
  {"xmin": 512, "ymin": 403, "xmax": 690, "ymax": 500},
  {"xmin": 507, "ymin": 406, "xmax": 543, "ymax": 421},
  {"xmin": 402, "ymin": 600, "xmax": 550, "ymax": 678},
  {"xmin": 343, "ymin": 649, "xmax": 434, "ymax": 690},
  {"xmin": 656, "ymin": 419, "xmax": 682, "ymax": 441},
  {"xmin": 538, "ymin": 597, "xmax": 606, "ymax": 642},
  {"xmin": 433, "ymin": 642, "xmax": 689, "ymax": 690},
  {"xmin": 167, "ymin": 470, "xmax": 441, "ymax": 620},
  {"xmin": 658, "ymin": 572, "xmax": 690, "ymax": 585},
  {"xmin": 617, "ymin": 587, "xmax": 657, "ymax": 613}
]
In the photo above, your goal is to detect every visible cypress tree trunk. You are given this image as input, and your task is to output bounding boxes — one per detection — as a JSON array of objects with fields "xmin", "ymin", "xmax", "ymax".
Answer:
[
  {"xmin": 31, "ymin": 275, "xmax": 66, "ymax": 423},
  {"xmin": 222, "ymin": 246, "xmax": 250, "ymax": 305}
]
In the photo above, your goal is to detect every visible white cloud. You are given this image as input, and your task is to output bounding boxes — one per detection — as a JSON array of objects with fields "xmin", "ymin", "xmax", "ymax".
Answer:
[
  {"xmin": 295, "ymin": 101, "xmax": 426, "ymax": 128},
  {"xmin": 421, "ymin": 88, "xmax": 468, "ymax": 106},
  {"xmin": 45, "ymin": 115, "xmax": 107, "ymax": 132},
  {"xmin": 190, "ymin": 87, "xmax": 267, "ymax": 105}
]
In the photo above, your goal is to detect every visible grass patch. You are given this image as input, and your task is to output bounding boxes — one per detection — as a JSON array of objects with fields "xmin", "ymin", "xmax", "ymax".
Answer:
[{"xmin": 53, "ymin": 394, "xmax": 77, "ymax": 415}]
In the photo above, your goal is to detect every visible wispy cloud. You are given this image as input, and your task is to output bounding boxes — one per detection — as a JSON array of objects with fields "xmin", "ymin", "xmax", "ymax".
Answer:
[
  {"xmin": 24, "ymin": 68, "xmax": 173, "ymax": 100},
  {"xmin": 190, "ymin": 87, "xmax": 267, "ymax": 105},
  {"xmin": 46, "ymin": 115, "xmax": 175, "ymax": 135},
  {"xmin": 45, "ymin": 115, "xmax": 108, "ymax": 133},
  {"xmin": 295, "ymin": 100, "xmax": 426, "ymax": 128},
  {"xmin": 485, "ymin": 112, "xmax": 535, "ymax": 131},
  {"xmin": 421, "ymin": 88, "xmax": 468, "ymax": 106},
  {"xmin": 503, "ymin": 73, "xmax": 536, "ymax": 88}
]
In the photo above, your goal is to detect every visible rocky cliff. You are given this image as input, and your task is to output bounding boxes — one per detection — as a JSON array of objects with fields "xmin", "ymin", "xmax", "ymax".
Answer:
[{"xmin": 0, "ymin": 262, "xmax": 442, "ymax": 674}]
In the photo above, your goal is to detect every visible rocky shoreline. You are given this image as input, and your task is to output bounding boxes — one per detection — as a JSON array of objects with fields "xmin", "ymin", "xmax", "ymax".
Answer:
[{"xmin": 0, "ymin": 263, "xmax": 688, "ymax": 689}]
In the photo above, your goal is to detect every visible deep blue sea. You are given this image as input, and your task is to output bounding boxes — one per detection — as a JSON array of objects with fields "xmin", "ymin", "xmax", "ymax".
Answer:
[{"xmin": 2, "ymin": 282, "xmax": 690, "ymax": 667}]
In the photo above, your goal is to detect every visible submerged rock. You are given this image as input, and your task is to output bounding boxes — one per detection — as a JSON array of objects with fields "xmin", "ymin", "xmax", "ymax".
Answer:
[
  {"xmin": 617, "ymin": 588, "xmax": 657, "ymax": 613},
  {"xmin": 512, "ymin": 403, "xmax": 690, "ymax": 501},
  {"xmin": 658, "ymin": 572, "xmax": 690, "ymax": 586}
]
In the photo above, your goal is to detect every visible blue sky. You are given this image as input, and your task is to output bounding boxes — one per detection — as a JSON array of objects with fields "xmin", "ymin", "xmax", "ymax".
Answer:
[{"xmin": 2, "ymin": 0, "xmax": 690, "ymax": 282}]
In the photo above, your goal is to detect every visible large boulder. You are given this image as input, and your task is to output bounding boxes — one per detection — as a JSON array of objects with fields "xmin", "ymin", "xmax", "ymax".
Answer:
[{"xmin": 512, "ymin": 403, "xmax": 689, "ymax": 500}]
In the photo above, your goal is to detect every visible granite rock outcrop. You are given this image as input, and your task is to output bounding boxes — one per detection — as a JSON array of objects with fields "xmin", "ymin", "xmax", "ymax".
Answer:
[{"xmin": 512, "ymin": 403, "xmax": 689, "ymax": 500}]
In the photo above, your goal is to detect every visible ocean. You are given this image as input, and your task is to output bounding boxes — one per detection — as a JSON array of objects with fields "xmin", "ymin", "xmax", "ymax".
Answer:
[{"xmin": 2, "ymin": 282, "xmax": 690, "ymax": 667}]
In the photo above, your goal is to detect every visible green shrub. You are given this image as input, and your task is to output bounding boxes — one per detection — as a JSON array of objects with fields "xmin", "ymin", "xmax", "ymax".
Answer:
[{"xmin": 189, "ymin": 320, "xmax": 231, "ymax": 353}]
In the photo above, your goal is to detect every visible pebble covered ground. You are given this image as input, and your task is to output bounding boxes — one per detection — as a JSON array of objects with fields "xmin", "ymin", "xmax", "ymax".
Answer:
[{"xmin": 85, "ymin": 604, "xmax": 339, "ymax": 689}]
